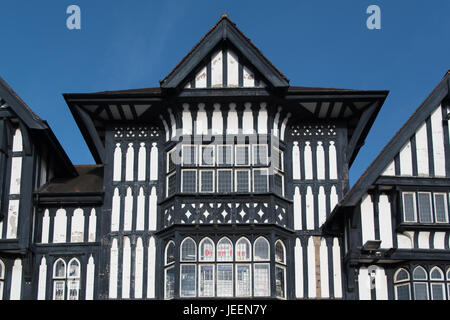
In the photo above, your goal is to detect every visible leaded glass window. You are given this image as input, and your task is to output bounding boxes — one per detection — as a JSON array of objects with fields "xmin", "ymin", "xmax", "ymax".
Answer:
[
  {"xmin": 199, "ymin": 265, "xmax": 214, "ymax": 297},
  {"xmin": 402, "ymin": 193, "xmax": 416, "ymax": 222},
  {"xmin": 217, "ymin": 169, "xmax": 232, "ymax": 193},
  {"xmin": 180, "ymin": 264, "xmax": 196, "ymax": 297},
  {"xmin": 0, "ymin": 260, "xmax": 3, "ymax": 300},
  {"xmin": 253, "ymin": 169, "xmax": 268, "ymax": 193},
  {"xmin": 434, "ymin": 193, "xmax": 448, "ymax": 223},
  {"xmin": 236, "ymin": 264, "xmax": 251, "ymax": 297},
  {"xmin": 418, "ymin": 192, "xmax": 432, "ymax": 223},
  {"xmin": 217, "ymin": 145, "xmax": 233, "ymax": 166},
  {"xmin": 182, "ymin": 145, "xmax": 197, "ymax": 166},
  {"xmin": 235, "ymin": 145, "xmax": 250, "ymax": 166},
  {"xmin": 200, "ymin": 145, "xmax": 215, "ymax": 166},
  {"xmin": 217, "ymin": 238, "xmax": 233, "ymax": 262},
  {"xmin": 199, "ymin": 238, "xmax": 215, "ymax": 262},
  {"xmin": 200, "ymin": 170, "xmax": 214, "ymax": 193},
  {"xmin": 235, "ymin": 169, "xmax": 250, "ymax": 192},
  {"xmin": 182, "ymin": 170, "xmax": 197, "ymax": 193},
  {"xmin": 217, "ymin": 264, "xmax": 233, "ymax": 297},
  {"xmin": 181, "ymin": 238, "xmax": 197, "ymax": 262},
  {"xmin": 254, "ymin": 237, "xmax": 270, "ymax": 261}
]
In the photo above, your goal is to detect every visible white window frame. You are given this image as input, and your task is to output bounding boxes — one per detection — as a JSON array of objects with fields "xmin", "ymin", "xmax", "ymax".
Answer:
[
  {"xmin": 199, "ymin": 170, "xmax": 215, "ymax": 193},
  {"xmin": 180, "ymin": 237, "xmax": 197, "ymax": 262},
  {"xmin": 217, "ymin": 169, "xmax": 233, "ymax": 193},
  {"xmin": 273, "ymin": 147, "xmax": 284, "ymax": 172},
  {"xmin": 167, "ymin": 147, "xmax": 176, "ymax": 173},
  {"xmin": 253, "ymin": 263, "xmax": 270, "ymax": 297},
  {"xmin": 182, "ymin": 144, "xmax": 197, "ymax": 166},
  {"xmin": 413, "ymin": 282, "xmax": 429, "ymax": 300},
  {"xmin": 418, "ymin": 192, "xmax": 433, "ymax": 223},
  {"xmin": 275, "ymin": 240, "xmax": 286, "ymax": 265},
  {"xmin": 179, "ymin": 264, "xmax": 197, "ymax": 298},
  {"xmin": 0, "ymin": 259, "xmax": 3, "ymax": 300},
  {"xmin": 181, "ymin": 169, "xmax": 197, "ymax": 193},
  {"xmin": 252, "ymin": 168, "xmax": 269, "ymax": 193},
  {"xmin": 53, "ymin": 259, "xmax": 67, "ymax": 300},
  {"xmin": 164, "ymin": 265, "xmax": 175, "ymax": 300},
  {"xmin": 402, "ymin": 192, "xmax": 417, "ymax": 222},
  {"xmin": 216, "ymin": 264, "xmax": 234, "ymax": 298},
  {"xmin": 235, "ymin": 145, "xmax": 250, "ymax": 166},
  {"xmin": 165, "ymin": 241, "xmax": 175, "ymax": 266},
  {"xmin": 235, "ymin": 237, "xmax": 252, "ymax": 262},
  {"xmin": 252, "ymin": 144, "xmax": 269, "ymax": 166},
  {"xmin": 235, "ymin": 169, "xmax": 251, "ymax": 193},
  {"xmin": 235, "ymin": 263, "xmax": 252, "ymax": 297},
  {"xmin": 166, "ymin": 171, "xmax": 176, "ymax": 198},
  {"xmin": 394, "ymin": 283, "xmax": 411, "ymax": 300},
  {"xmin": 274, "ymin": 171, "xmax": 285, "ymax": 196},
  {"xmin": 198, "ymin": 264, "xmax": 215, "ymax": 297},
  {"xmin": 216, "ymin": 145, "xmax": 233, "ymax": 166},
  {"xmin": 253, "ymin": 237, "xmax": 270, "ymax": 262},
  {"xmin": 199, "ymin": 237, "xmax": 215, "ymax": 262},
  {"xmin": 217, "ymin": 237, "xmax": 233, "ymax": 262},
  {"xmin": 199, "ymin": 145, "xmax": 215, "ymax": 167},
  {"xmin": 433, "ymin": 193, "xmax": 449, "ymax": 223},
  {"xmin": 275, "ymin": 264, "xmax": 287, "ymax": 299}
]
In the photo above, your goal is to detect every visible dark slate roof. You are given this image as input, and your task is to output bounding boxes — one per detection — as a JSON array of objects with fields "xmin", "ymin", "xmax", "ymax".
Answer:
[
  {"xmin": 323, "ymin": 70, "xmax": 450, "ymax": 229},
  {"xmin": 38, "ymin": 165, "xmax": 104, "ymax": 194}
]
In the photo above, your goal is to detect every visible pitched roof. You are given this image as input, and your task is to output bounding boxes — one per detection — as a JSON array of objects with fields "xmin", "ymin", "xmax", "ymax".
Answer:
[
  {"xmin": 160, "ymin": 14, "xmax": 289, "ymax": 89},
  {"xmin": 324, "ymin": 70, "xmax": 450, "ymax": 228}
]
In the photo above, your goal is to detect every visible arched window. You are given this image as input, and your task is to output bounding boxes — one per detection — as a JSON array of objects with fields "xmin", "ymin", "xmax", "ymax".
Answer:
[
  {"xmin": 275, "ymin": 240, "xmax": 286, "ymax": 264},
  {"xmin": 430, "ymin": 267, "xmax": 445, "ymax": 300},
  {"xmin": 180, "ymin": 238, "xmax": 197, "ymax": 262},
  {"xmin": 274, "ymin": 240, "xmax": 286, "ymax": 299},
  {"xmin": 53, "ymin": 259, "xmax": 67, "ymax": 300},
  {"xmin": 394, "ymin": 268, "xmax": 411, "ymax": 300},
  {"xmin": 52, "ymin": 258, "xmax": 81, "ymax": 300},
  {"xmin": 165, "ymin": 241, "xmax": 175, "ymax": 265},
  {"xmin": 0, "ymin": 259, "xmax": 4, "ymax": 300},
  {"xmin": 413, "ymin": 266, "xmax": 428, "ymax": 300},
  {"xmin": 67, "ymin": 259, "xmax": 81, "ymax": 300},
  {"xmin": 164, "ymin": 241, "xmax": 175, "ymax": 300},
  {"xmin": 254, "ymin": 237, "xmax": 269, "ymax": 261},
  {"xmin": 199, "ymin": 238, "xmax": 215, "ymax": 262},
  {"xmin": 217, "ymin": 237, "xmax": 233, "ymax": 262},
  {"xmin": 236, "ymin": 237, "xmax": 251, "ymax": 262}
]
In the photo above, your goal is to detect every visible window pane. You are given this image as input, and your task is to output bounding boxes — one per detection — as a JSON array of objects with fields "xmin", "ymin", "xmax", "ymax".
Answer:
[
  {"xmin": 165, "ymin": 242, "xmax": 175, "ymax": 265},
  {"xmin": 254, "ymin": 238, "xmax": 269, "ymax": 261},
  {"xmin": 217, "ymin": 264, "xmax": 233, "ymax": 297},
  {"xmin": 236, "ymin": 265, "xmax": 251, "ymax": 297},
  {"xmin": 199, "ymin": 265, "xmax": 214, "ymax": 297},
  {"xmin": 431, "ymin": 283, "xmax": 445, "ymax": 300},
  {"xmin": 54, "ymin": 260, "xmax": 66, "ymax": 278},
  {"xmin": 414, "ymin": 283, "xmax": 428, "ymax": 300},
  {"xmin": 167, "ymin": 149, "xmax": 176, "ymax": 173},
  {"xmin": 253, "ymin": 145, "xmax": 268, "ymax": 166},
  {"xmin": 275, "ymin": 241, "xmax": 285, "ymax": 264},
  {"xmin": 395, "ymin": 284, "xmax": 411, "ymax": 300},
  {"xmin": 275, "ymin": 266, "xmax": 286, "ymax": 298},
  {"xmin": 167, "ymin": 173, "xmax": 177, "ymax": 197},
  {"xmin": 395, "ymin": 269, "xmax": 409, "ymax": 282},
  {"xmin": 253, "ymin": 169, "xmax": 268, "ymax": 193},
  {"xmin": 180, "ymin": 265, "xmax": 196, "ymax": 297},
  {"xmin": 274, "ymin": 172, "xmax": 284, "ymax": 196},
  {"xmin": 182, "ymin": 170, "xmax": 197, "ymax": 193},
  {"xmin": 236, "ymin": 238, "xmax": 251, "ymax": 261},
  {"xmin": 418, "ymin": 192, "xmax": 432, "ymax": 223},
  {"xmin": 434, "ymin": 194, "xmax": 448, "ymax": 223},
  {"xmin": 68, "ymin": 280, "xmax": 80, "ymax": 300},
  {"xmin": 403, "ymin": 193, "xmax": 416, "ymax": 222},
  {"xmin": 0, "ymin": 281, "xmax": 3, "ymax": 300},
  {"xmin": 273, "ymin": 148, "xmax": 283, "ymax": 171},
  {"xmin": 254, "ymin": 264, "xmax": 270, "ymax": 297},
  {"xmin": 235, "ymin": 170, "xmax": 250, "ymax": 192},
  {"xmin": 199, "ymin": 239, "xmax": 214, "ymax": 262},
  {"xmin": 0, "ymin": 262, "xmax": 3, "ymax": 278},
  {"xmin": 217, "ymin": 238, "xmax": 233, "ymax": 262},
  {"xmin": 217, "ymin": 145, "xmax": 233, "ymax": 166},
  {"xmin": 217, "ymin": 170, "xmax": 232, "ymax": 193},
  {"xmin": 53, "ymin": 281, "xmax": 65, "ymax": 300},
  {"xmin": 200, "ymin": 146, "xmax": 215, "ymax": 166},
  {"xmin": 235, "ymin": 146, "xmax": 249, "ymax": 166},
  {"xmin": 413, "ymin": 267, "xmax": 427, "ymax": 280},
  {"xmin": 181, "ymin": 238, "xmax": 196, "ymax": 262},
  {"xmin": 430, "ymin": 268, "xmax": 443, "ymax": 280},
  {"xmin": 200, "ymin": 171, "xmax": 214, "ymax": 193},
  {"xmin": 182, "ymin": 146, "xmax": 197, "ymax": 166},
  {"xmin": 165, "ymin": 267, "xmax": 175, "ymax": 299},
  {"xmin": 68, "ymin": 260, "xmax": 80, "ymax": 278}
]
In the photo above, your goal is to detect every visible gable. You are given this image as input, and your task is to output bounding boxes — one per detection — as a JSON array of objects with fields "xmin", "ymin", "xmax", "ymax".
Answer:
[
  {"xmin": 337, "ymin": 71, "xmax": 450, "ymax": 208},
  {"xmin": 160, "ymin": 14, "xmax": 289, "ymax": 90},
  {"xmin": 183, "ymin": 47, "xmax": 267, "ymax": 89}
]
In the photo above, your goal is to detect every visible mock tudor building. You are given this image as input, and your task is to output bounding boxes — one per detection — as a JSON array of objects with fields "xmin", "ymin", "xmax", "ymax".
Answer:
[{"xmin": 0, "ymin": 15, "xmax": 448, "ymax": 300}]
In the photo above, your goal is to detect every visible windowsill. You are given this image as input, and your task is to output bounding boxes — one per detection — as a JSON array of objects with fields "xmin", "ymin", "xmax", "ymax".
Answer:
[
  {"xmin": 160, "ymin": 192, "xmax": 292, "ymax": 205},
  {"xmin": 396, "ymin": 223, "xmax": 450, "ymax": 232}
]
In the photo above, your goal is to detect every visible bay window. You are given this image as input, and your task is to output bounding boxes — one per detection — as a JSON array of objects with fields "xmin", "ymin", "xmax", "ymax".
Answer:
[
  {"xmin": 402, "ymin": 191, "xmax": 450, "ymax": 224},
  {"xmin": 52, "ymin": 258, "xmax": 81, "ymax": 300}
]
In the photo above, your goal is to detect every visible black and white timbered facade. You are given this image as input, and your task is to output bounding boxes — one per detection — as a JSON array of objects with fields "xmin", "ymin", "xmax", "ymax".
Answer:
[{"xmin": 0, "ymin": 14, "xmax": 448, "ymax": 301}]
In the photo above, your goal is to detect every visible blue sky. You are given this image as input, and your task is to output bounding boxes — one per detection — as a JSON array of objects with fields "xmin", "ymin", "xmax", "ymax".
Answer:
[{"xmin": 0, "ymin": 1, "xmax": 449, "ymax": 185}]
